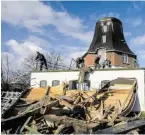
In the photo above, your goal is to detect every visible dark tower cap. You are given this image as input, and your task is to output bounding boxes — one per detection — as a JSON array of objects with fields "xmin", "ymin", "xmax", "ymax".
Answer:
[
  {"xmin": 87, "ymin": 17, "xmax": 136, "ymax": 56},
  {"xmin": 99, "ymin": 17, "xmax": 122, "ymax": 24}
]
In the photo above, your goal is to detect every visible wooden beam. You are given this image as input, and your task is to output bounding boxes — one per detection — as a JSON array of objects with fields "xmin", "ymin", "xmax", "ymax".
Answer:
[
  {"xmin": 59, "ymin": 99, "xmax": 74, "ymax": 109},
  {"xmin": 93, "ymin": 118, "xmax": 145, "ymax": 134},
  {"xmin": 44, "ymin": 115, "xmax": 99, "ymax": 133}
]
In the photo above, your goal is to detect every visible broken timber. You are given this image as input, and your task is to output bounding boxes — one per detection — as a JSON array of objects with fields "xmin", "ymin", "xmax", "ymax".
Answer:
[
  {"xmin": 44, "ymin": 114, "xmax": 99, "ymax": 133},
  {"xmin": 93, "ymin": 118, "xmax": 145, "ymax": 134}
]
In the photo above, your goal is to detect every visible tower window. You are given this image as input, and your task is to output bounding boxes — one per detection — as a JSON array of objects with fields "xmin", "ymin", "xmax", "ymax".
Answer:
[
  {"xmin": 102, "ymin": 25, "xmax": 108, "ymax": 33},
  {"xmin": 102, "ymin": 35, "xmax": 106, "ymax": 43},
  {"xmin": 122, "ymin": 54, "xmax": 128, "ymax": 64}
]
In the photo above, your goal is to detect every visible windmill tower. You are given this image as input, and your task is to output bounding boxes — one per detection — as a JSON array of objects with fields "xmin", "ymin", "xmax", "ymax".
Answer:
[{"xmin": 83, "ymin": 17, "xmax": 137, "ymax": 68}]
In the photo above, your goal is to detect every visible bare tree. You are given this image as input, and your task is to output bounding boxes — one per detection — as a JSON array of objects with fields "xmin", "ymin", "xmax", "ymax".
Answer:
[
  {"xmin": 1, "ymin": 53, "xmax": 30, "ymax": 91},
  {"xmin": 9, "ymin": 70, "xmax": 30, "ymax": 89},
  {"xmin": 23, "ymin": 51, "xmax": 69, "ymax": 71},
  {"xmin": 1, "ymin": 54, "xmax": 9, "ymax": 84},
  {"xmin": 23, "ymin": 54, "xmax": 38, "ymax": 71},
  {"xmin": 1, "ymin": 53, "xmax": 10, "ymax": 90}
]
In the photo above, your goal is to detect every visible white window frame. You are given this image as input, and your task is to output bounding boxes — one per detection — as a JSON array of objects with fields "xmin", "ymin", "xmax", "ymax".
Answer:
[
  {"xmin": 52, "ymin": 80, "xmax": 60, "ymax": 86},
  {"xmin": 122, "ymin": 54, "xmax": 128, "ymax": 64},
  {"xmin": 102, "ymin": 25, "xmax": 108, "ymax": 33},
  {"xmin": 40, "ymin": 80, "xmax": 47, "ymax": 88},
  {"xmin": 102, "ymin": 35, "xmax": 106, "ymax": 43}
]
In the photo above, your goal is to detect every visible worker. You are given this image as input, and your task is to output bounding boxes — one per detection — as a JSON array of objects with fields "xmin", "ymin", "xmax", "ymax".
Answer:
[
  {"xmin": 107, "ymin": 60, "xmax": 111, "ymax": 68},
  {"xmin": 102, "ymin": 59, "xmax": 111, "ymax": 69},
  {"xmin": 76, "ymin": 57, "xmax": 84, "ymax": 69},
  {"xmin": 35, "ymin": 51, "xmax": 48, "ymax": 71},
  {"xmin": 95, "ymin": 55, "xmax": 101, "ymax": 69},
  {"xmin": 134, "ymin": 59, "xmax": 139, "ymax": 68}
]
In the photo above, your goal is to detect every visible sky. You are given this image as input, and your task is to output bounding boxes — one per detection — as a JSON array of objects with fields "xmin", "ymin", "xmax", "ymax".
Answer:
[{"xmin": 1, "ymin": 1, "xmax": 145, "ymax": 70}]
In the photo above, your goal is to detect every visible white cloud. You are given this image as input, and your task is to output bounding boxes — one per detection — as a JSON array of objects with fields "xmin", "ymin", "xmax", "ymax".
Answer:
[
  {"xmin": 124, "ymin": 32, "xmax": 132, "ymax": 37},
  {"xmin": 1, "ymin": 52, "xmax": 17, "ymax": 70},
  {"xmin": 56, "ymin": 44, "xmax": 87, "ymax": 61},
  {"xmin": 60, "ymin": 45, "xmax": 87, "ymax": 57},
  {"xmin": 63, "ymin": 50, "xmax": 87, "ymax": 68},
  {"xmin": 70, "ymin": 51, "xmax": 86, "ymax": 59},
  {"xmin": 129, "ymin": 34, "xmax": 145, "ymax": 46},
  {"xmin": 1, "ymin": 1, "xmax": 94, "ymax": 70},
  {"xmin": 5, "ymin": 39, "xmax": 44, "ymax": 57},
  {"xmin": 3, "ymin": 38, "xmax": 46, "ymax": 70},
  {"xmin": 26, "ymin": 35, "xmax": 51, "ymax": 49},
  {"xmin": 1, "ymin": 1, "xmax": 93, "ymax": 43}
]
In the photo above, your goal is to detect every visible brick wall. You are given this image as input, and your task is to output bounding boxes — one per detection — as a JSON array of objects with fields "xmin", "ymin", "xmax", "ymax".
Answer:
[
  {"xmin": 84, "ymin": 52, "xmax": 135, "ymax": 68},
  {"xmin": 107, "ymin": 52, "xmax": 135, "ymax": 68},
  {"xmin": 84, "ymin": 53, "xmax": 96, "ymax": 67}
]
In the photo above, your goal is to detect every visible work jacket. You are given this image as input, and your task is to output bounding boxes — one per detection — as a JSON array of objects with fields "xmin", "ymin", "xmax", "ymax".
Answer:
[{"xmin": 35, "ymin": 53, "xmax": 46, "ymax": 62}]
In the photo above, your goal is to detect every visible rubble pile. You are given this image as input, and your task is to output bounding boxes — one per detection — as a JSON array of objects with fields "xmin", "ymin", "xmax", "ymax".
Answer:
[{"xmin": 1, "ymin": 78, "xmax": 145, "ymax": 134}]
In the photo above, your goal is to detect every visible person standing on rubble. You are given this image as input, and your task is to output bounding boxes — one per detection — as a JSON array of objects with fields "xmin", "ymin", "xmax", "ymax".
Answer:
[
  {"xmin": 76, "ymin": 57, "xmax": 84, "ymax": 69},
  {"xmin": 35, "ymin": 51, "xmax": 48, "ymax": 71},
  {"xmin": 95, "ymin": 55, "xmax": 101, "ymax": 69}
]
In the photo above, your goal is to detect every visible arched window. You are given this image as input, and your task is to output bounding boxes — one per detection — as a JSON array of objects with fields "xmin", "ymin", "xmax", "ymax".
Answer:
[
  {"xmin": 52, "ymin": 80, "xmax": 60, "ymax": 86},
  {"xmin": 101, "ymin": 35, "xmax": 107, "ymax": 43},
  {"xmin": 40, "ymin": 80, "xmax": 47, "ymax": 88},
  {"xmin": 122, "ymin": 54, "xmax": 128, "ymax": 64},
  {"xmin": 102, "ymin": 25, "xmax": 108, "ymax": 33}
]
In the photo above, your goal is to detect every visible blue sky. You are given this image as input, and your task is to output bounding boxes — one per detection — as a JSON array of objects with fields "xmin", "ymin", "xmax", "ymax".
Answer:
[{"xmin": 1, "ymin": 1, "xmax": 145, "ymax": 70}]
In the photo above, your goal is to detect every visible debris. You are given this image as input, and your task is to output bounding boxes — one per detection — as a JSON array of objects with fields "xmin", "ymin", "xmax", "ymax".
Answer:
[
  {"xmin": 1, "ymin": 77, "xmax": 145, "ymax": 134},
  {"xmin": 93, "ymin": 118, "xmax": 145, "ymax": 134}
]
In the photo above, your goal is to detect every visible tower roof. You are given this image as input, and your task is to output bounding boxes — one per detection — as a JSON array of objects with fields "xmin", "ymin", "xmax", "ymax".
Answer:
[
  {"xmin": 99, "ymin": 17, "xmax": 122, "ymax": 24},
  {"xmin": 87, "ymin": 17, "xmax": 136, "ymax": 56}
]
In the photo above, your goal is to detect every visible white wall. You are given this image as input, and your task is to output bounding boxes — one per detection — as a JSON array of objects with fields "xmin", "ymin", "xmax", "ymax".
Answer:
[
  {"xmin": 31, "ymin": 69, "xmax": 145, "ymax": 111},
  {"xmin": 31, "ymin": 71, "xmax": 79, "ymax": 87}
]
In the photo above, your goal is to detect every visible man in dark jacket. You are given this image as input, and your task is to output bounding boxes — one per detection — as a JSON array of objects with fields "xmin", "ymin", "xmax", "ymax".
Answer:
[
  {"xmin": 35, "ymin": 51, "xmax": 48, "ymax": 71},
  {"xmin": 95, "ymin": 55, "xmax": 101, "ymax": 69},
  {"xmin": 76, "ymin": 57, "xmax": 84, "ymax": 69}
]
